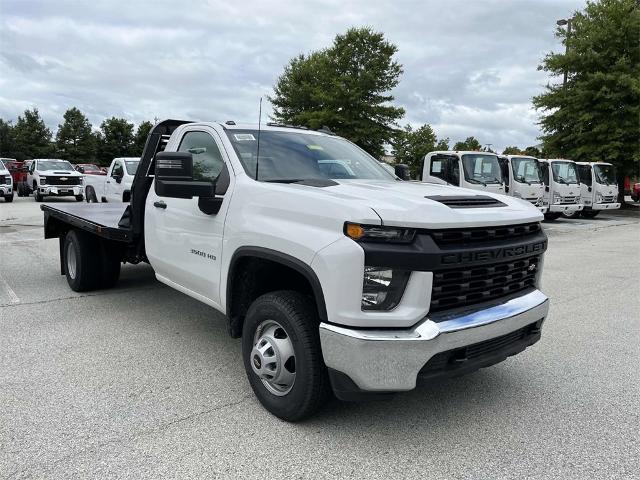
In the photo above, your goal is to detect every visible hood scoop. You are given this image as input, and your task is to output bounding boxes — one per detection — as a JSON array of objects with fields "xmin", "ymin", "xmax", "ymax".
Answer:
[{"xmin": 425, "ymin": 195, "xmax": 506, "ymax": 209}]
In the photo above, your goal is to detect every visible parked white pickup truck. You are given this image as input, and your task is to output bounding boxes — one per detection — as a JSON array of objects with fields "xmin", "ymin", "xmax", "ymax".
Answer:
[
  {"xmin": 422, "ymin": 151, "xmax": 507, "ymax": 195},
  {"xmin": 41, "ymin": 120, "xmax": 550, "ymax": 421},
  {"xmin": 0, "ymin": 160, "xmax": 13, "ymax": 202},
  {"xmin": 26, "ymin": 159, "xmax": 84, "ymax": 202},
  {"xmin": 84, "ymin": 157, "xmax": 140, "ymax": 203}
]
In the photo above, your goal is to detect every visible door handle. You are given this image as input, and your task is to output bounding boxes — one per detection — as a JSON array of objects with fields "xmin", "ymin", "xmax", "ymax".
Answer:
[{"xmin": 153, "ymin": 201, "xmax": 167, "ymax": 209}]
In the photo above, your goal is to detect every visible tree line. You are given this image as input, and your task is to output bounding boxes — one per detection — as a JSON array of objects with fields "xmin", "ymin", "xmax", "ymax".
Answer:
[{"xmin": 0, "ymin": 108, "xmax": 153, "ymax": 165}]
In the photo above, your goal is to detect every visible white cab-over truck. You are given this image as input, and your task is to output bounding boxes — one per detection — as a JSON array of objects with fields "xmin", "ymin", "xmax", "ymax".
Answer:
[
  {"xmin": 569, "ymin": 162, "xmax": 620, "ymax": 218},
  {"xmin": 41, "ymin": 120, "xmax": 550, "ymax": 421},
  {"xmin": 26, "ymin": 159, "xmax": 84, "ymax": 202},
  {"xmin": 538, "ymin": 159, "xmax": 584, "ymax": 221},
  {"xmin": 498, "ymin": 155, "xmax": 547, "ymax": 214},
  {"xmin": 84, "ymin": 157, "xmax": 140, "ymax": 203},
  {"xmin": 0, "ymin": 160, "xmax": 13, "ymax": 202},
  {"xmin": 422, "ymin": 151, "xmax": 507, "ymax": 195}
]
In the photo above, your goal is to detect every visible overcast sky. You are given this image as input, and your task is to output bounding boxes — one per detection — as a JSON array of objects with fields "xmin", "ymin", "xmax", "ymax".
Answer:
[{"xmin": 0, "ymin": 0, "xmax": 585, "ymax": 152}]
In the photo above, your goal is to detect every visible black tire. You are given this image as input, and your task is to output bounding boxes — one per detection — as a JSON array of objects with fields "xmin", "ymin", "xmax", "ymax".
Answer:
[
  {"xmin": 4, "ymin": 193, "xmax": 13, "ymax": 202},
  {"xmin": 561, "ymin": 210, "xmax": 581, "ymax": 219},
  {"xmin": 34, "ymin": 184, "xmax": 43, "ymax": 202},
  {"xmin": 75, "ymin": 194, "xmax": 84, "ymax": 202},
  {"xmin": 242, "ymin": 290, "xmax": 331, "ymax": 421},
  {"xmin": 63, "ymin": 230, "xmax": 104, "ymax": 292},
  {"xmin": 544, "ymin": 212, "xmax": 561, "ymax": 221},
  {"xmin": 17, "ymin": 184, "xmax": 23, "ymax": 197},
  {"xmin": 583, "ymin": 210, "xmax": 600, "ymax": 219},
  {"xmin": 85, "ymin": 186, "xmax": 98, "ymax": 203}
]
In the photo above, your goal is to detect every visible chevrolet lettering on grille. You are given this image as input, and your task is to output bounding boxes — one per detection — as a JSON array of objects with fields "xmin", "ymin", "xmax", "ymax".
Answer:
[{"xmin": 440, "ymin": 241, "xmax": 547, "ymax": 265}]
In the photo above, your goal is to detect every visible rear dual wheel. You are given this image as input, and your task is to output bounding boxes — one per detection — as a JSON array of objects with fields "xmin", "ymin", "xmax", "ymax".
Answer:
[{"xmin": 242, "ymin": 291, "xmax": 331, "ymax": 421}]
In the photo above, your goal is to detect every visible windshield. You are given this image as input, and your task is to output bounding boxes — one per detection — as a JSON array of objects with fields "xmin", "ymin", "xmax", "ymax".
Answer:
[
  {"xmin": 461, "ymin": 154, "xmax": 503, "ymax": 185},
  {"xmin": 82, "ymin": 164, "xmax": 101, "ymax": 171},
  {"xmin": 37, "ymin": 160, "xmax": 74, "ymax": 171},
  {"xmin": 551, "ymin": 161, "xmax": 579, "ymax": 184},
  {"xmin": 511, "ymin": 157, "xmax": 542, "ymax": 184},
  {"xmin": 125, "ymin": 160, "xmax": 139, "ymax": 175},
  {"xmin": 224, "ymin": 130, "xmax": 395, "ymax": 182},
  {"xmin": 593, "ymin": 164, "xmax": 616, "ymax": 185}
]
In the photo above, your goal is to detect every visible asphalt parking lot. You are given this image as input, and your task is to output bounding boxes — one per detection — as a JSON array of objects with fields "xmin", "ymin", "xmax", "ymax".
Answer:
[{"xmin": 1, "ymin": 197, "xmax": 639, "ymax": 479}]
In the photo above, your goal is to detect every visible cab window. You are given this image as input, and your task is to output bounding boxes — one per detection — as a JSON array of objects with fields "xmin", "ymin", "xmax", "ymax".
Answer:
[
  {"xmin": 577, "ymin": 165, "xmax": 592, "ymax": 186},
  {"xmin": 178, "ymin": 131, "xmax": 225, "ymax": 182},
  {"xmin": 430, "ymin": 155, "xmax": 459, "ymax": 185}
]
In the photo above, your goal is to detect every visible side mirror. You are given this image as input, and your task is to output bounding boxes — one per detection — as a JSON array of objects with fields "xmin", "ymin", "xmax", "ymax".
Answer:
[
  {"xmin": 588, "ymin": 186, "xmax": 592, "ymax": 192},
  {"xmin": 545, "ymin": 186, "xmax": 550, "ymax": 192},
  {"xmin": 394, "ymin": 164, "xmax": 411, "ymax": 181},
  {"xmin": 505, "ymin": 186, "xmax": 510, "ymax": 193},
  {"xmin": 154, "ymin": 151, "xmax": 215, "ymax": 199},
  {"xmin": 114, "ymin": 173, "xmax": 123, "ymax": 183}
]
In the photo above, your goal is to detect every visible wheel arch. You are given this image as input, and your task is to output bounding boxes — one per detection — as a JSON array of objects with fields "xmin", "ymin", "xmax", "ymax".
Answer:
[{"xmin": 226, "ymin": 247, "xmax": 328, "ymax": 338}]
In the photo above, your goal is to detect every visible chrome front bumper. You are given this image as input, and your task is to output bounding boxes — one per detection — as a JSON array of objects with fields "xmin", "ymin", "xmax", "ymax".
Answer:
[
  {"xmin": 40, "ymin": 186, "xmax": 83, "ymax": 196},
  {"xmin": 549, "ymin": 203, "xmax": 583, "ymax": 213},
  {"xmin": 591, "ymin": 202, "xmax": 620, "ymax": 211},
  {"xmin": 319, "ymin": 289, "xmax": 549, "ymax": 392}
]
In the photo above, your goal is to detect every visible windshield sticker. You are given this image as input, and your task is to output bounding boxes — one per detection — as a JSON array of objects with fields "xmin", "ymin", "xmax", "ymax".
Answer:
[
  {"xmin": 234, "ymin": 133, "xmax": 256, "ymax": 141},
  {"xmin": 307, "ymin": 144, "xmax": 324, "ymax": 150}
]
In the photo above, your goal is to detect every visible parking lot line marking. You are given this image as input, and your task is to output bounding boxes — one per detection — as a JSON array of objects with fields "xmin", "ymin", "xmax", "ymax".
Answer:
[{"xmin": 0, "ymin": 272, "xmax": 20, "ymax": 304}]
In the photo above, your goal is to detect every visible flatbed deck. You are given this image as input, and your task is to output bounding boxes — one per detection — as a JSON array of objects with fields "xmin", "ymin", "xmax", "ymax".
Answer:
[{"xmin": 41, "ymin": 203, "xmax": 133, "ymax": 242}]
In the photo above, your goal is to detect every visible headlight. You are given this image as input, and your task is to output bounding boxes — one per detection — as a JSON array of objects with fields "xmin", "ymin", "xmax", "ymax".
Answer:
[
  {"xmin": 362, "ymin": 267, "xmax": 410, "ymax": 310},
  {"xmin": 5, "ymin": 175, "xmax": 11, "ymax": 184},
  {"xmin": 596, "ymin": 192, "xmax": 603, "ymax": 203},
  {"xmin": 553, "ymin": 192, "xmax": 561, "ymax": 204},
  {"xmin": 78, "ymin": 176, "xmax": 84, "ymax": 185},
  {"xmin": 574, "ymin": 195, "xmax": 580, "ymax": 203},
  {"xmin": 40, "ymin": 176, "xmax": 47, "ymax": 185},
  {"xmin": 345, "ymin": 223, "xmax": 415, "ymax": 243}
]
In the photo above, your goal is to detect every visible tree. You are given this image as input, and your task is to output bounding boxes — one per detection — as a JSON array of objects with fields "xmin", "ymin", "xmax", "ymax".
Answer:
[
  {"xmin": 435, "ymin": 138, "xmax": 450, "ymax": 151},
  {"xmin": 270, "ymin": 27, "xmax": 405, "ymax": 158},
  {"xmin": 524, "ymin": 146, "xmax": 542, "ymax": 157},
  {"xmin": 96, "ymin": 117, "xmax": 134, "ymax": 165},
  {"xmin": 0, "ymin": 119, "xmax": 16, "ymax": 158},
  {"xmin": 453, "ymin": 136, "xmax": 483, "ymax": 151},
  {"xmin": 133, "ymin": 121, "xmax": 153, "ymax": 155},
  {"xmin": 55, "ymin": 107, "xmax": 95, "ymax": 162},
  {"xmin": 392, "ymin": 124, "xmax": 439, "ymax": 177},
  {"xmin": 12, "ymin": 108, "xmax": 53, "ymax": 160},
  {"xmin": 533, "ymin": 0, "xmax": 640, "ymax": 181},
  {"xmin": 502, "ymin": 146, "xmax": 523, "ymax": 155}
]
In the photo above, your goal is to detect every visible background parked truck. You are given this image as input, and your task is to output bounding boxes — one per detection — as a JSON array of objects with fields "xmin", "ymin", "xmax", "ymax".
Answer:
[
  {"xmin": 498, "ymin": 155, "xmax": 547, "ymax": 214},
  {"xmin": 422, "ymin": 151, "xmax": 506, "ymax": 195},
  {"xmin": 84, "ymin": 157, "xmax": 140, "ymax": 203},
  {"xmin": 568, "ymin": 162, "xmax": 620, "ymax": 218},
  {"xmin": 26, "ymin": 159, "xmax": 84, "ymax": 202},
  {"xmin": 538, "ymin": 159, "xmax": 584, "ymax": 221}
]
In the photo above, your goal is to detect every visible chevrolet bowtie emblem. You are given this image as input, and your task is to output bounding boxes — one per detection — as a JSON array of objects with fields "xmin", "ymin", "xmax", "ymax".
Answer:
[
  {"xmin": 528, "ymin": 263, "xmax": 537, "ymax": 272},
  {"xmin": 60, "ymin": 177, "xmax": 68, "ymax": 181}
]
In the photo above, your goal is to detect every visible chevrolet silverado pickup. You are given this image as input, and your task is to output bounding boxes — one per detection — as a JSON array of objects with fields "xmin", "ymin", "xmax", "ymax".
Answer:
[
  {"xmin": 84, "ymin": 157, "xmax": 140, "ymax": 203},
  {"xmin": 41, "ymin": 120, "xmax": 550, "ymax": 421}
]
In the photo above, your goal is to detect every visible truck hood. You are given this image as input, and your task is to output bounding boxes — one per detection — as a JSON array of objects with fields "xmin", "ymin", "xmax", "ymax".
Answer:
[{"xmin": 291, "ymin": 179, "xmax": 543, "ymax": 228}]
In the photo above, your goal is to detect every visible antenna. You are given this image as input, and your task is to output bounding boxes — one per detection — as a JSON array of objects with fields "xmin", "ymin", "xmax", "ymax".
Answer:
[{"xmin": 255, "ymin": 97, "xmax": 262, "ymax": 181}]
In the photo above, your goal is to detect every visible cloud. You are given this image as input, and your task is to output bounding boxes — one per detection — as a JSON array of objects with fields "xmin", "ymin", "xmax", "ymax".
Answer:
[{"xmin": 0, "ymin": 0, "xmax": 585, "ymax": 151}]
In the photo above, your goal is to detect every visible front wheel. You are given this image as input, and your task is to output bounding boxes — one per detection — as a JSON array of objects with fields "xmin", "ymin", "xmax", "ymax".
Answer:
[
  {"xmin": 242, "ymin": 291, "xmax": 331, "ymax": 421},
  {"xmin": 562, "ymin": 210, "xmax": 581, "ymax": 219},
  {"xmin": 75, "ymin": 194, "xmax": 84, "ymax": 202},
  {"xmin": 544, "ymin": 212, "xmax": 561, "ymax": 221},
  {"xmin": 582, "ymin": 210, "xmax": 600, "ymax": 219},
  {"xmin": 4, "ymin": 193, "xmax": 13, "ymax": 203}
]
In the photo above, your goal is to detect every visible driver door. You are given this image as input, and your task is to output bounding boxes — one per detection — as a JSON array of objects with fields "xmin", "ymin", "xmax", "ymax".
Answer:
[
  {"xmin": 106, "ymin": 160, "xmax": 124, "ymax": 202},
  {"xmin": 145, "ymin": 127, "xmax": 232, "ymax": 308}
]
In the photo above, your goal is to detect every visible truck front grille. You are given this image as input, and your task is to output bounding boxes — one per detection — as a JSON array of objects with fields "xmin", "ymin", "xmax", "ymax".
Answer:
[
  {"xmin": 430, "ymin": 255, "xmax": 540, "ymax": 312},
  {"xmin": 0, "ymin": 176, "xmax": 6, "ymax": 185},
  {"xmin": 428, "ymin": 222, "xmax": 541, "ymax": 246},
  {"xmin": 560, "ymin": 196, "xmax": 578, "ymax": 204},
  {"xmin": 48, "ymin": 176, "xmax": 81, "ymax": 186},
  {"xmin": 602, "ymin": 195, "xmax": 616, "ymax": 203}
]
